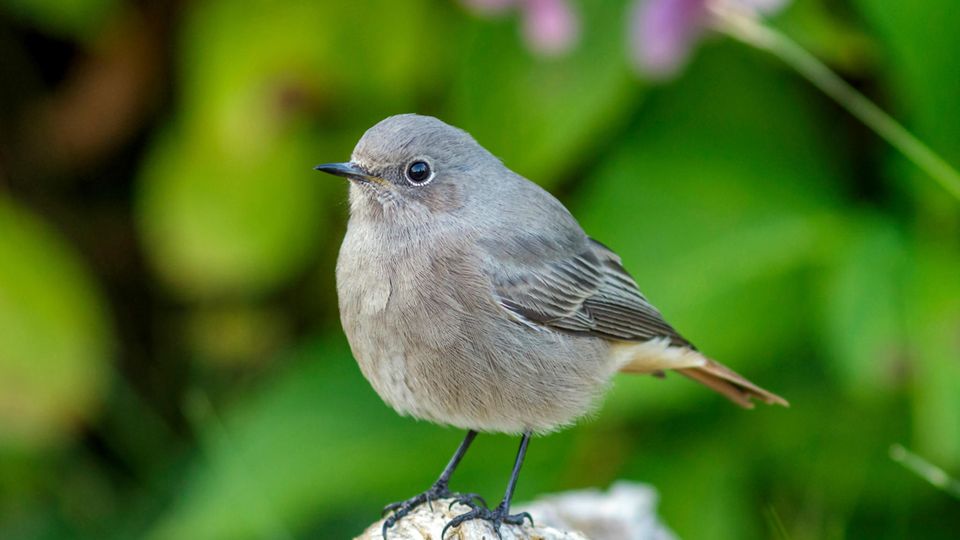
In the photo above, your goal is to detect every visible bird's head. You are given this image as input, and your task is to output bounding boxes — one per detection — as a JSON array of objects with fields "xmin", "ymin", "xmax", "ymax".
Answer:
[{"xmin": 315, "ymin": 114, "xmax": 505, "ymax": 222}]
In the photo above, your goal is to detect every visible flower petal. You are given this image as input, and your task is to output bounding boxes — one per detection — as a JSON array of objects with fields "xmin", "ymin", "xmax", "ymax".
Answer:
[
  {"xmin": 629, "ymin": 0, "xmax": 709, "ymax": 79},
  {"xmin": 522, "ymin": 0, "xmax": 580, "ymax": 56}
]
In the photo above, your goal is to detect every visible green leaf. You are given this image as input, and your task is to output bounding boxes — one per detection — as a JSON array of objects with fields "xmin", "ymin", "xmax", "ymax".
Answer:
[
  {"xmin": 178, "ymin": 0, "xmax": 449, "ymax": 137},
  {"xmin": 820, "ymin": 214, "xmax": 907, "ymax": 397},
  {"xmin": 0, "ymin": 198, "xmax": 112, "ymax": 449},
  {"xmin": 137, "ymin": 124, "xmax": 327, "ymax": 298},
  {"xmin": 905, "ymin": 243, "xmax": 960, "ymax": 469}
]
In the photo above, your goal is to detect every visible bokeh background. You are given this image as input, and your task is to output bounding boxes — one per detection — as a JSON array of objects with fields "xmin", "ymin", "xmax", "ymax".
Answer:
[{"xmin": 1, "ymin": 0, "xmax": 959, "ymax": 538}]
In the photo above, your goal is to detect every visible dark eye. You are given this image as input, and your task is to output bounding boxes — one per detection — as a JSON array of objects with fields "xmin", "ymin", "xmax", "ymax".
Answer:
[{"xmin": 405, "ymin": 161, "xmax": 432, "ymax": 185}]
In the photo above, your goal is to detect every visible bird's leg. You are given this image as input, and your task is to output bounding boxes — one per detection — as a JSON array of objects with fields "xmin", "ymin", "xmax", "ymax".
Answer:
[
  {"xmin": 441, "ymin": 432, "xmax": 534, "ymax": 539},
  {"xmin": 381, "ymin": 430, "xmax": 485, "ymax": 538}
]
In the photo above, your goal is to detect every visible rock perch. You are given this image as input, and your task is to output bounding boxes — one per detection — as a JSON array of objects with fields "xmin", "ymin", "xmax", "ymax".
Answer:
[{"xmin": 355, "ymin": 482, "xmax": 675, "ymax": 540}]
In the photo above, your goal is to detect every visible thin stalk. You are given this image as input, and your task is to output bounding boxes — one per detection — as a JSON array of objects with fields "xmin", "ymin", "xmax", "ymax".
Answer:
[
  {"xmin": 709, "ymin": 4, "xmax": 960, "ymax": 202},
  {"xmin": 890, "ymin": 444, "xmax": 960, "ymax": 499}
]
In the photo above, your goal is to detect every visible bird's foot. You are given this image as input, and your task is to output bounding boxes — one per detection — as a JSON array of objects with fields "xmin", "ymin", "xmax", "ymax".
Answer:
[
  {"xmin": 381, "ymin": 483, "xmax": 486, "ymax": 538},
  {"xmin": 441, "ymin": 501, "xmax": 533, "ymax": 539}
]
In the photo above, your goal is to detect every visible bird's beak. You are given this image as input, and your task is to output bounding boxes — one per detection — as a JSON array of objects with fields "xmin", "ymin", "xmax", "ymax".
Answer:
[{"xmin": 313, "ymin": 162, "xmax": 385, "ymax": 185}]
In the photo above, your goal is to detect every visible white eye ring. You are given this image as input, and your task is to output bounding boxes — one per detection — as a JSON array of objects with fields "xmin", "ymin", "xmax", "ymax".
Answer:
[{"xmin": 404, "ymin": 160, "xmax": 434, "ymax": 186}]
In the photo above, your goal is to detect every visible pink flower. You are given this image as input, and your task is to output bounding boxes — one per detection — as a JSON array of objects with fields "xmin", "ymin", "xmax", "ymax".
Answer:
[
  {"xmin": 629, "ymin": 0, "xmax": 790, "ymax": 79},
  {"xmin": 522, "ymin": 0, "xmax": 579, "ymax": 55},
  {"xmin": 461, "ymin": 0, "xmax": 580, "ymax": 56}
]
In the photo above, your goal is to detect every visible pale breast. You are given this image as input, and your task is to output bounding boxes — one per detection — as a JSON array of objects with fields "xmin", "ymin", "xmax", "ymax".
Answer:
[
  {"xmin": 335, "ymin": 219, "xmax": 616, "ymax": 434},
  {"xmin": 336, "ymin": 222, "xmax": 478, "ymax": 419}
]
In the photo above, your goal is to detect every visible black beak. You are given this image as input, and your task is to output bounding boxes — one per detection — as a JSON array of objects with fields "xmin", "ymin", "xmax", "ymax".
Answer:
[{"xmin": 313, "ymin": 162, "xmax": 370, "ymax": 181}]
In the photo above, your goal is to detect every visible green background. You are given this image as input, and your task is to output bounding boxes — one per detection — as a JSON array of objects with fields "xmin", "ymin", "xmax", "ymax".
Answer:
[{"xmin": 0, "ymin": 0, "xmax": 958, "ymax": 538}]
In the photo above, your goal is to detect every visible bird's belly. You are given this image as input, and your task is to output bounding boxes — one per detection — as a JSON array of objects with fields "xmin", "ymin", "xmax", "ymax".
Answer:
[
  {"xmin": 336, "ymin": 246, "xmax": 615, "ymax": 434},
  {"xmin": 337, "ymin": 267, "xmax": 484, "ymax": 426},
  {"xmin": 336, "ymin": 246, "xmax": 459, "ymax": 419}
]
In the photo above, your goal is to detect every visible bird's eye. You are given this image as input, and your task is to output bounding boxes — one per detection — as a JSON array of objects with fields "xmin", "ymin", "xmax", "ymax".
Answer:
[{"xmin": 405, "ymin": 161, "xmax": 432, "ymax": 185}]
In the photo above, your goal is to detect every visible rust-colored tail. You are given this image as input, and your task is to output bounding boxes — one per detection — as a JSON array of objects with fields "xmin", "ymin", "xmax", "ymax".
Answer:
[
  {"xmin": 614, "ymin": 340, "xmax": 788, "ymax": 408},
  {"xmin": 677, "ymin": 359, "xmax": 788, "ymax": 409}
]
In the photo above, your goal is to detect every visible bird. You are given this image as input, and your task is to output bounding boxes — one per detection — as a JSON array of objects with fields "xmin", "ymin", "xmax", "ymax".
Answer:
[{"xmin": 315, "ymin": 113, "xmax": 787, "ymax": 539}]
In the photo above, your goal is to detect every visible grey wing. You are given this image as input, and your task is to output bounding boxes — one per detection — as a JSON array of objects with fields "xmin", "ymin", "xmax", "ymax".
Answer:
[{"xmin": 487, "ymin": 236, "xmax": 692, "ymax": 348}]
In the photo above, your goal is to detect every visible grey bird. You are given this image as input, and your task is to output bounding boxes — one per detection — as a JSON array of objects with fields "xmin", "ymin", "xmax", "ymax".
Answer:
[{"xmin": 316, "ymin": 114, "xmax": 787, "ymax": 538}]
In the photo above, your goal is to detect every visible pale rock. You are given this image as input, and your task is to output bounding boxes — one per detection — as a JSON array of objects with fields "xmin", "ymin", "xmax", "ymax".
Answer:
[{"xmin": 355, "ymin": 482, "xmax": 672, "ymax": 540}]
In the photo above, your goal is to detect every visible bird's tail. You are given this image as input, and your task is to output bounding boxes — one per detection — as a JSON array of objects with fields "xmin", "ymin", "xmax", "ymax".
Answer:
[
  {"xmin": 613, "ymin": 339, "xmax": 788, "ymax": 408},
  {"xmin": 675, "ymin": 359, "xmax": 788, "ymax": 408}
]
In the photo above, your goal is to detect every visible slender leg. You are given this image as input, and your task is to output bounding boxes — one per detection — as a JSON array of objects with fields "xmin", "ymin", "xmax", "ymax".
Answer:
[
  {"xmin": 441, "ymin": 432, "xmax": 535, "ymax": 539},
  {"xmin": 381, "ymin": 431, "xmax": 485, "ymax": 538},
  {"xmin": 498, "ymin": 433, "xmax": 530, "ymax": 512},
  {"xmin": 433, "ymin": 430, "xmax": 478, "ymax": 495}
]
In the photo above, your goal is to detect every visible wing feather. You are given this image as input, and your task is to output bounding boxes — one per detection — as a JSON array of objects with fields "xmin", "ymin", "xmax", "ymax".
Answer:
[
  {"xmin": 484, "ymin": 234, "xmax": 787, "ymax": 408},
  {"xmin": 488, "ymin": 236, "xmax": 690, "ymax": 347}
]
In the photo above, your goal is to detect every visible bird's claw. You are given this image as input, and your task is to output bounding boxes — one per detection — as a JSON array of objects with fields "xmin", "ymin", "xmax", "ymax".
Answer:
[
  {"xmin": 380, "ymin": 500, "xmax": 405, "ymax": 518},
  {"xmin": 381, "ymin": 484, "xmax": 487, "ymax": 539},
  {"xmin": 382, "ymin": 484, "xmax": 444, "ymax": 517},
  {"xmin": 441, "ymin": 502, "xmax": 534, "ymax": 540},
  {"xmin": 447, "ymin": 492, "xmax": 487, "ymax": 511}
]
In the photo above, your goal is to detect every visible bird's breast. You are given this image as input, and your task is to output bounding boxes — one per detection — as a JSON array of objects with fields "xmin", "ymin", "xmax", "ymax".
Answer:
[
  {"xmin": 333, "ymin": 219, "xmax": 616, "ymax": 434},
  {"xmin": 335, "ymin": 221, "xmax": 487, "ymax": 415}
]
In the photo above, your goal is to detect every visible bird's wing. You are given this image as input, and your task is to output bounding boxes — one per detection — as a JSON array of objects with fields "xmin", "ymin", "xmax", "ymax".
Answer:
[
  {"xmin": 485, "ymin": 235, "xmax": 788, "ymax": 408},
  {"xmin": 579, "ymin": 239, "xmax": 692, "ymax": 345},
  {"xmin": 486, "ymin": 236, "xmax": 691, "ymax": 347}
]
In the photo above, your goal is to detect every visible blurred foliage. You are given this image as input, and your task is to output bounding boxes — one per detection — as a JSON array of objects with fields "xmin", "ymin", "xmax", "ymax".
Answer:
[
  {"xmin": 1, "ymin": 1, "xmax": 959, "ymax": 539},
  {"xmin": 450, "ymin": 0, "xmax": 636, "ymax": 184},
  {"xmin": 0, "ymin": 198, "xmax": 112, "ymax": 449},
  {"xmin": 0, "ymin": 0, "xmax": 116, "ymax": 38}
]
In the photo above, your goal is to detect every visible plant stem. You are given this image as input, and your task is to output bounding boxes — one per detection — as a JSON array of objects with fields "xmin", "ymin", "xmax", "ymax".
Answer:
[
  {"xmin": 709, "ymin": 3, "xmax": 960, "ymax": 202},
  {"xmin": 890, "ymin": 444, "xmax": 960, "ymax": 499}
]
